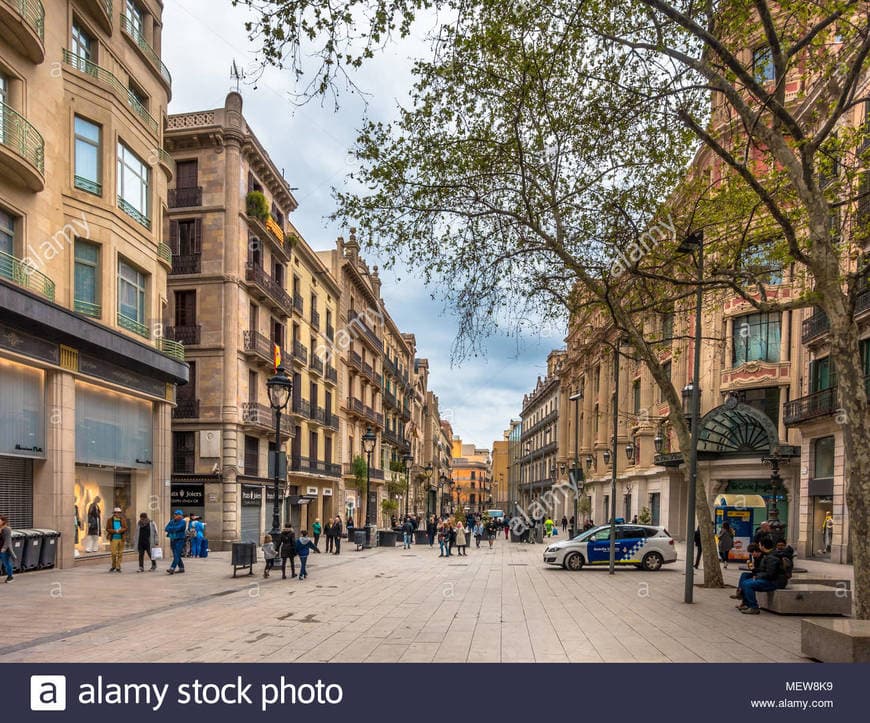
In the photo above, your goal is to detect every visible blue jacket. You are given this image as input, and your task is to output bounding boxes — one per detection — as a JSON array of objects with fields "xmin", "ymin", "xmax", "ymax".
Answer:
[
  {"xmin": 295, "ymin": 536, "xmax": 317, "ymax": 557},
  {"xmin": 165, "ymin": 518, "xmax": 187, "ymax": 541}
]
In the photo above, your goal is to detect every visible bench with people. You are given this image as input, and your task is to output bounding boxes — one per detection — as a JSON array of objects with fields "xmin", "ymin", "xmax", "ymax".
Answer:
[{"xmin": 730, "ymin": 535, "xmax": 851, "ymax": 616}]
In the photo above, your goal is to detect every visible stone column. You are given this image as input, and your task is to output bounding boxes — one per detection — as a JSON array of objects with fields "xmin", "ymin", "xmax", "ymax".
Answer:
[{"xmin": 34, "ymin": 370, "xmax": 76, "ymax": 568}]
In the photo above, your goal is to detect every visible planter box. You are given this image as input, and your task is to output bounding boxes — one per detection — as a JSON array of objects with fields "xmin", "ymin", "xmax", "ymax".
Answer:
[
  {"xmin": 378, "ymin": 530, "xmax": 397, "ymax": 547},
  {"xmin": 414, "ymin": 530, "xmax": 429, "ymax": 545}
]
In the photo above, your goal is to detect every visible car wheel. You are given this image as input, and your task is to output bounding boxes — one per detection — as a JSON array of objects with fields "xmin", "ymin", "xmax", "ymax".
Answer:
[
  {"xmin": 642, "ymin": 551, "xmax": 664, "ymax": 571},
  {"xmin": 564, "ymin": 552, "xmax": 584, "ymax": 571}
]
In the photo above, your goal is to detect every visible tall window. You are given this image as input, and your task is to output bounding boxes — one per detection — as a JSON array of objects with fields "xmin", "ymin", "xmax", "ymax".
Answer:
[
  {"xmin": 71, "ymin": 21, "xmax": 94, "ymax": 64},
  {"xmin": 813, "ymin": 436, "xmax": 835, "ymax": 480},
  {"xmin": 660, "ymin": 310, "xmax": 674, "ymax": 342},
  {"xmin": 172, "ymin": 432, "xmax": 195, "ymax": 474},
  {"xmin": 174, "ymin": 290, "xmax": 196, "ymax": 328},
  {"xmin": 809, "ymin": 356, "xmax": 836, "ymax": 393},
  {"xmin": 659, "ymin": 361, "xmax": 672, "ymax": 402},
  {"xmin": 732, "ymin": 313, "xmax": 781, "ymax": 365},
  {"xmin": 74, "ymin": 116, "xmax": 101, "ymax": 194},
  {"xmin": 632, "ymin": 379, "xmax": 641, "ymax": 415},
  {"xmin": 118, "ymin": 258, "xmax": 147, "ymax": 333},
  {"xmin": 753, "ymin": 46, "xmax": 775, "ymax": 83},
  {"xmin": 176, "ymin": 160, "xmax": 198, "ymax": 189},
  {"xmin": 125, "ymin": 0, "xmax": 144, "ymax": 37},
  {"xmin": 0, "ymin": 209, "xmax": 15, "ymax": 255},
  {"xmin": 117, "ymin": 143, "xmax": 150, "ymax": 227},
  {"xmin": 244, "ymin": 435, "xmax": 259, "ymax": 476},
  {"xmin": 177, "ymin": 219, "xmax": 200, "ymax": 255},
  {"xmin": 74, "ymin": 240, "xmax": 100, "ymax": 317}
]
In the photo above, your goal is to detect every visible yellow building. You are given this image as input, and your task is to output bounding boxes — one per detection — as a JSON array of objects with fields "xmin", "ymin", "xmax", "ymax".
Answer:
[
  {"xmin": 450, "ymin": 437, "xmax": 492, "ymax": 513},
  {"xmin": 0, "ymin": 0, "xmax": 187, "ymax": 567},
  {"xmin": 491, "ymin": 435, "xmax": 510, "ymax": 511},
  {"xmin": 164, "ymin": 93, "xmax": 341, "ymax": 547}
]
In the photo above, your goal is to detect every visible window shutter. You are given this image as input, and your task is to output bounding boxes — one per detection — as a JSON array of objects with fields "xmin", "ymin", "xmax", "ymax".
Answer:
[
  {"xmin": 169, "ymin": 220, "xmax": 178, "ymax": 253},
  {"xmin": 194, "ymin": 218, "xmax": 202, "ymax": 253}
]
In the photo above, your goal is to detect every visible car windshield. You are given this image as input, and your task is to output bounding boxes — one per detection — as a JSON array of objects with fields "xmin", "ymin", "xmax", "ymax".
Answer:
[{"xmin": 572, "ymin": 527, "xmax": 603, "ymax": 542}]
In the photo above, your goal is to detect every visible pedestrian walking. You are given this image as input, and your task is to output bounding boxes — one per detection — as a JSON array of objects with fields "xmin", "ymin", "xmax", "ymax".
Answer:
[
  {"xmin": 262, "ymin": 535, "xmax": 277, "ymax": 578},
  {"xmin": 693, "ymin": 526, "xmax": 702, "ymax": 569},
  {"xmin": 295, "ymin": 529, "xmax": 319, "ymax": 580},
  {"xmin": 437, "ymin": 523, "xmax": 448, "ymax": 557},
  {"xmin": 279, "ymin": 523, "xmax": 297, "ymax": 578},
  {"xmin": 105, "ymin": 507, "xmax": 127, "ymax": 572},
  {"xmin": 313, "ymin": 518, "xmax": 322, "ymax": 550},
  {"xmin": 455, "ymin": 522, "xmax": 468, "ymax": 556},
  {"xmin": 544, "ymin": 517, "xmax": 555, "ymax": 538},
  {"xmin": 447, "ymin": 522, "xmax": 457, "ymax": 556},
  {"xmin": 136, "ymin": 513, "xmax": 159, "ymax": 572},
  {"xmin": 486, "ymin": 519, "xmax": 497, "ymax": 548},
  {"xmin": 718, "ymin": 521, "xmax": 734, "ymax": 569},
  {"xmin": 332, "ymin": 516, "xmax": 343, "ymax": 555},
  {"xmin": 189, "ymin": 515, "xmax": 206, "ymax": 557},
  {"xmin": 473, "ymin": 520, "xmax": 484, "ymax": 547},
  {"xmin": 324, "ymin": 517, "xmax": 334, "ymax": 553},
  {"xmin": 165, "ymin": 510, "xmax": 187, "ymax": 575},
  {"xmin": 84, "ymin": 496, "xmax": 102, "ymax": 552},
  {"xmin": 561, "ymin": 515, "xmax": 568, "ymax": 533},
  {"xmin": 0, "ymin": 515, "xmax": 16, "ymax": 582},
  {"xmin": 402, "ymin": 517, "xmax": 414, "ymax": 549},
  {"xmin": 427, "ymin": 516, "xmax": 437, "ymax": 547},
  {"xmin": 504, "ymin": 516, "xmax": 511, "ymax": 539}
]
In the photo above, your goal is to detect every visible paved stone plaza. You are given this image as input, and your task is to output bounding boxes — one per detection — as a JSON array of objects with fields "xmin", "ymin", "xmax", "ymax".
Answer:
[{"xmin": 0, "ymin": 539, "xmax": 853, "ymax": 663}]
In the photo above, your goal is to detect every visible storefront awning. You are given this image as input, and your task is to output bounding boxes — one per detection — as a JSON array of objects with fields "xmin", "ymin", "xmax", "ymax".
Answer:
[{"xmin": 715, "ymin": 494, "xmax": 767, "ymax": 509}]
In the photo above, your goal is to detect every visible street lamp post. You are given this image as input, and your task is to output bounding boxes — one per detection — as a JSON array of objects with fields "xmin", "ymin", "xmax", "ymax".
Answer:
[
  {"xmin": 679, "ymin": 229, "xmax": 704, "ymax": 604},
  {"xmin": 266, "ymin": 366, "xmax": 293, "ymax": 540},
  {"xmin": 362, "ymin": 426, "xmax": 377, "ymax": 547},
  {"xmin": 402, "ymin": 453, "xmax": 413, "ymax": 519},
  {"xmin": 569, "ymin": 388, "xmax": 583, "ymax": 536},
  {"xmin": 609, "ymin": 340, "xmax": 620, "ymax": 575},
  {"xmin": 424, "ymin": 464, "xmax": 433, "ymax": 520}
]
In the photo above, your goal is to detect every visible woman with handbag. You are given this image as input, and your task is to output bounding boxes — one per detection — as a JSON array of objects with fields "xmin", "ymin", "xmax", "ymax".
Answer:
[{"xmin": 136, "ymin": 512, "xmax": 159, "ymax": 572}]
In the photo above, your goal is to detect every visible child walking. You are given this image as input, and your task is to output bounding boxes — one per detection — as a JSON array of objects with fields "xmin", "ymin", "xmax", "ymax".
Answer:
[
  {"xmin": 262, "ymin": 534, "xmax": 277, "ymax": 578},
  {"xmin": 295, "ymin": 529, "xmax": 319, "ymax": 580}
]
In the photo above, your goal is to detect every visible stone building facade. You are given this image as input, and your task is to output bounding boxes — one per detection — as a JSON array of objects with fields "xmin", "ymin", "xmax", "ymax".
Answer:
[
  {"xmin": 0, "ymin": 0, "xmax": 187, "ymax": 568},
  {"xmin": 164, "ymin": 93, "xmax": 341, "ymax": 548}
]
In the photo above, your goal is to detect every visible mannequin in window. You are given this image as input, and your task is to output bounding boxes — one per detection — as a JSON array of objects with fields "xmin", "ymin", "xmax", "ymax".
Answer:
[
  {"xmin": 822, "ymin": 512, "xmax": 834, "ymax": 553},
  {"xmin": 85, "ymin": 496, "xmax": 102, "ymax": 552}
]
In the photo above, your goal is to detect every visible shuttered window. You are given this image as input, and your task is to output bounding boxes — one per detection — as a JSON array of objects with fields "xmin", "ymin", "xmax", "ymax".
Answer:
[{"xmin": 0, "ymin": 457, "xmax": 33, "ymax": 527}]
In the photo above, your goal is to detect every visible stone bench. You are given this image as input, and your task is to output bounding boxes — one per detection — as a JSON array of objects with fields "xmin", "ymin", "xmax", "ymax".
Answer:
[
  {"xmin": 761, "ymin": 584, "xmax": 852, "ymax": 616},
  {"xmin": 802, "ymin": 619, "xmax": 870, "ymax": 662},
  {"xmin": 790, "ymin": 576, "xmax": 851, "ymax": 590}
]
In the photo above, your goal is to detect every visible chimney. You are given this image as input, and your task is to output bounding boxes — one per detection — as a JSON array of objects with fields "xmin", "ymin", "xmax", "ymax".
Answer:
[
  {"xmin": 371, "ymin": 265, "xmax": 382, "ymax": 299},
  {"xmin": 345, "ymin": 228, "xmax": 359, "ymax": 261}
]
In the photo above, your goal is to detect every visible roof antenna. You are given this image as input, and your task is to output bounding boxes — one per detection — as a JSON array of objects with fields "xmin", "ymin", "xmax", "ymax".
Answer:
[{"xmin": 230, "ymin": 59, "xmax": 245, "ymax": 93}]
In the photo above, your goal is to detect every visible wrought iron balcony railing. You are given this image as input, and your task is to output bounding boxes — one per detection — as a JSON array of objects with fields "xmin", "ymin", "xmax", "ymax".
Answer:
[
  {"xmin": 170, "ymin": 253, "xmax": 201, "ymax": 275},
  {"xmin": 0, "ymin": 100, "xmax": 44, "ymax": 175},
  {"xmin": 120, "ymin": 13, "xmax": 172, "ymax": 86},
  {"xmin": 165, "ymin": 325, "xmax": 201, "ymax": 346},
  {"xmin": 0, "ymin": 251, "xmax": 55, "ymax": 300},
  {"xmin": 172, "ymin": 399, "xmax": 199, "ymax": 419},
  {"xmin": 783, "ymin": 387, "xmax": 838, "ymax": 426},
  {"xmin": 245, "ymin": 263, "xmax": 293, "ymax": 311},
  {"xmin": 168, "ymin": 186, "xmax": 202, "ymax": 208},
  {"xmin": 801, "ymin": 310, "xmax": 830, "ymax": 344}
]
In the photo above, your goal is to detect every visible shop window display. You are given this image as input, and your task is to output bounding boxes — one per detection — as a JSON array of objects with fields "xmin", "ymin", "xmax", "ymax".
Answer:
[{"xmin": 74, "ymin": 468, "xmax": 151, "ymax": 555}]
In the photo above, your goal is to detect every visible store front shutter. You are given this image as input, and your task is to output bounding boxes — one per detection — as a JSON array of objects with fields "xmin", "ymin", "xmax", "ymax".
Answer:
[
  {"xmin": 0, "ymin": 457, "xmax": 33, "ymax": 528},
  {"xmin": 240, "ymin": 504, "xmax": 261, "ymax": 544}
]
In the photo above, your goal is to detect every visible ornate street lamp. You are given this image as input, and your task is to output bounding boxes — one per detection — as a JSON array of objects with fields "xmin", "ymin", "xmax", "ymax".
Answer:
[
  {"xmin": 602, "ymin": 448, "xmax": 611, "ymax": 466},
  {"xmin": 625, "ymin": 441, "xmax": 635, "ymax": 463},
  {"xmin": 585, "ymin": 454, "xmax": 595, "ymax": 470},
  {"xmin": 402, "ymin": 453, "xmax": 413, "ymax": 519},
  {"xmin": 265, "ymin": 365, "xmax": 292, "ymax": 540},
  {"xmin": 653, "ymin": 430, "xmax": 665, "ymax": 454},
  {"xmin": 362, "ymin": 426, "xmax": 377, "ymax": 546}
]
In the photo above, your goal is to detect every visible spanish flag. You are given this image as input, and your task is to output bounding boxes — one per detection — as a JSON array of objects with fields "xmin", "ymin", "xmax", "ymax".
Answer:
[{"xmin": 273, "ymin": 344, "xmax": 281, "ymax": 370}]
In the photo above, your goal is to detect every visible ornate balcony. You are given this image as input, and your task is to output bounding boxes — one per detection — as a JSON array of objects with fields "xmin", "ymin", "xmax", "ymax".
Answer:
[
  {"xmin": 349, "ymin": 350, "xmax": 362, "ymax": 372},
  {"xmin": 344, "ymin": 395, "xmax": 367, "ymax": 419},
  {"xmin": 347, "ymin": 309, "xmax": 383, "ymax": 351},
  {"xmin": 242, "ymin": 329, "xmax": 283, "ymax": 366},
  {"xmin": 168, "ymin": 186, "xmax": 202, "ymax": 208},
  {"xmin": 157, "ymin": 147, "xmax": 174, "ymax": 179},
  {"xmin": 241, "ymin": 402, "xmax": 292, "ymax": 436},
  {"xmin": 120, "ymin": 13, "xmax": 172, "ymax": 89},
  {"xmin": 310, "ymin": 354, "xmax": 324, "ymax": 376},
  {"xmin": 311, "ymin": 308, "xmax": 320, "ymax": 330},
  {"xmin": 157, "ymin": 337, "xmax": 185, "ymax": 361},
  {"xmin": 293, "ymin": 292, "xmax": 304, "ymax": 316},
  {"xmin": 783, "ymin": 387, "xmax": 838, "ymax": 426},
  {"xmin": 170, "ymin": 253, "xmax": 201, "ymax": 275},
  {"xmin": 166, "ymin": 325, "xmax": 201, "ymax": 346},
  {"xmin": 290, "ymin": 456, "xmax": 341, "ymax": 477},
  {"xmin": 118, "ymin": 197, "xmax": 150, "ymax": 229},
  {"xmin": 157, "ymin": 242, "xmax": 172, "ymax": 268},
  {"xmin": 62, "ymin": 50, "xmax": 159, "ymax": 136},
  {"xmin": 117, "ymin": 312, "xmax": 149, "ymax": 338},
  {"xmin": 802, "ymin": 310, "xmax": 830, "ymax": 345},
  {"xmin": 291, "ymin": 397, "xmax": 311, "ymax": 418},
  {"xmin": 325, "ymin": 365, "xmax": 338, "ymax": 385},
  {"xmin": 74, "ymin": 298, "xmax": 101, "ymax": 318},
  {"xmin": 324, "ymin": 412, "xmax": 339, "ymax": 430},
  {"xmin": 0, "ymin": 100, "xmax": 45, "ymax": 191},
  {"xmin": 293, "ymin": 340, "xmax": 308, "ymax": 365},
  {"xmin": 245, "ymin": 263, "xmax": 293, "ymax": 313},
  {"xmin": 0, "ymin": 250, "xmax": 54, "ymax": 300},
  {"xmin": 856, "ymin": 289, "xmax": 870, "ymax": 318},
  {"xmin": 0, "ymin": 0, "xmax": 45, "ymax": 63},
  {"xmin": 172, "ymin": 399, "xmax": 200, "ymax": 419}
]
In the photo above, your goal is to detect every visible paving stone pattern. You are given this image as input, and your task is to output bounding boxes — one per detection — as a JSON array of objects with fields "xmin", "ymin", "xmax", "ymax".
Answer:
[{"xmin": 0, "ymin": 540, "xmax": 852, "ymax": 663}]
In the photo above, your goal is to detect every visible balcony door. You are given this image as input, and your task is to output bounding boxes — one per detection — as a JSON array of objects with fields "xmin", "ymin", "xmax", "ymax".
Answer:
[
  {"xmin": 174, "ymin": 290, "xmax": 196, "ymax": 329},
  {"xmin": 176, "ymin": 160, "xmax": 198, "ymax": 189}
]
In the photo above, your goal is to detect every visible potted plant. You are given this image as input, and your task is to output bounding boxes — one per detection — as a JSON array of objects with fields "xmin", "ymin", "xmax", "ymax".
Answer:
[
  {"xmin": 245, "ymin": 190, "xmax": 269, "ymax": 221},
  {"xmin": 379, "ymin": 499, "xmax": 399, "ymax": 546},
  {"xmin": 637, "ymin": 506, "xmax": 652, "ymax": 525}
]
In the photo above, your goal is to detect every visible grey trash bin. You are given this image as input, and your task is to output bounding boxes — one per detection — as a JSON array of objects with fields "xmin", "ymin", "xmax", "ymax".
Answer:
[
  {"xmin": 18, "ymin": 529, "xmax": 44, "ymax": 570},
  {"xmin": 231, "ymin": 542, "xmax": 257, "ymax": 577},
  {"xmin": 9, "ymin": 530, "xmax": 25, "ymax": 572},
  {"xmin": 353, "ymin": 530, "xmax": 366, "ymax": 549},
  {"xmin": 33, "ymin": 529, "xmax": 61, "ymax": 568},
  {"xmin": 378, "ymin": 530, "xmax": 397, "ymax": 547}
]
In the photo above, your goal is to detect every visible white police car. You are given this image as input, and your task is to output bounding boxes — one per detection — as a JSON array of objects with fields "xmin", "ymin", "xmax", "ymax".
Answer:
[{"xmin": 543, "ymin": 524, "xmax": 677, "ymax": 571}]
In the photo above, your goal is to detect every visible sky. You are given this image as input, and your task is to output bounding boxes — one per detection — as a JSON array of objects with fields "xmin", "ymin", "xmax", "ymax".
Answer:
[{"xmin": 163, "ymin": 1, "xmax": 566, "ymax": 449}]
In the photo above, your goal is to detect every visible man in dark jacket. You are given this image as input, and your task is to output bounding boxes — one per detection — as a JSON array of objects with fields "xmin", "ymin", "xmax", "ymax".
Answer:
[
  {"xmin": 278, "ymin": 523, "xmax": 297, "ymax": 578},
  {"xmin": 426, "ymin": 516, "xmax": 437, "ymax": 547},
  {"xmin": 402, "ymin": 517, "xmax": 414, "ymax": 549},
  {"xmin": 324, "ymin": 518, "xmax": 334, "ymax": 554},
  {"xmin": 693, "ymin": 527, "xmax": 702, "ymax": 569},
  {"xmin": 332, "ymin": 516, "xmax": 342, "ymax": 555},
  {"xmin": 738, "ymin": 537, "xmax": 784, "ymax": 614}
]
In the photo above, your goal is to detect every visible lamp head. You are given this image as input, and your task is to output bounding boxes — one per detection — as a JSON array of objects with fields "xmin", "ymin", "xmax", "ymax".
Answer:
[{"xmin": 266, "ymin": 365, "xmax": 293, "ymax": 411}]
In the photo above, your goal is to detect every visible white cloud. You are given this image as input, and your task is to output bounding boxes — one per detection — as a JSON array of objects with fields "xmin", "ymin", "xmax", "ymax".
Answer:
[{"xmin": 163, "ymin": 0, "xmax": 566, "ymax": 449}]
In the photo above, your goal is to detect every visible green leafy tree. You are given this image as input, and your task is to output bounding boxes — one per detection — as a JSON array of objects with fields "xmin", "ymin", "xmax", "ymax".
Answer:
[{"xmin": 241, "ymin": 0, "xmax": 870, "ymax": 615}]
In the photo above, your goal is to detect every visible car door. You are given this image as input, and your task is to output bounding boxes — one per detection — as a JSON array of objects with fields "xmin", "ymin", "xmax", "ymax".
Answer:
[
  {"xmin": 616, "ymin": 526, "xmax": 645, "ymax": 563},
  {"xmin": 587, "ymin": 528, "xmax": 614, "ymax": 564}
]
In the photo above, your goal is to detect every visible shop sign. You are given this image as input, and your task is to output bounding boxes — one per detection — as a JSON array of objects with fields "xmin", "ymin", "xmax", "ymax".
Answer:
[
  {"xmin": 241, "ymin": 485, "xmax": 263, "ymax": 506},
  {"xmin": 171, "ymin": 484, "xmax": 204, "ymax": 507}
]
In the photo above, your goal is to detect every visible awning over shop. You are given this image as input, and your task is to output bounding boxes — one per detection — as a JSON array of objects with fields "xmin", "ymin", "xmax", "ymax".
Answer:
[{"xmin": 715, "ymin": 494, "xmax": 767, "ymax": 509}]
